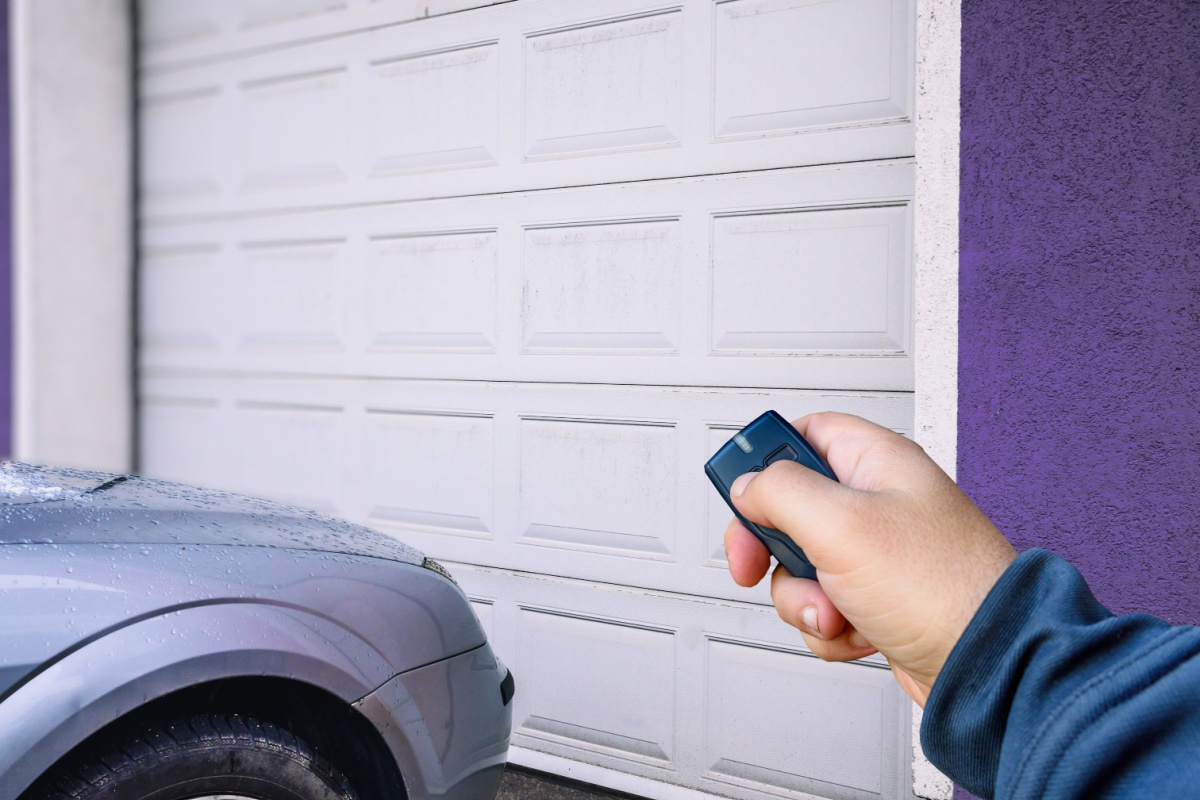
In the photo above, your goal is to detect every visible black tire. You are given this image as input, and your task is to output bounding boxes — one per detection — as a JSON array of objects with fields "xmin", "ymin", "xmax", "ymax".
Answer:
[{"xmin": 32, "ymin": 714, "xmax": 359, "ymax": 800}]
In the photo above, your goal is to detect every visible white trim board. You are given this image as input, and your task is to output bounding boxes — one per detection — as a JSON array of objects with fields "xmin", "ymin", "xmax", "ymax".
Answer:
[
  {"xmin": 913, "ymin": 0, "xmax": 961, "ymax": 481},
  {"xmin": 9, "ymin": 0, "xmax": 135, "ymax": 470},
  {"xmin": 910, "ymin": 0, "xmax": 961, "ymax": 796},
  {"xmin": 10, "ymin": 0, "xmax": 34, "ymax": 465}
]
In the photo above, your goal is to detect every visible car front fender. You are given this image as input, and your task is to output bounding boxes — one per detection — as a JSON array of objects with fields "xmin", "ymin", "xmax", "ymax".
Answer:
[
  {"xmin": 354, "ymin": 644, "xmax": 512, "ymax": 800},
  {"xmin": 0, "ymin": 601, "xmax": 396, "ymax": 800}
]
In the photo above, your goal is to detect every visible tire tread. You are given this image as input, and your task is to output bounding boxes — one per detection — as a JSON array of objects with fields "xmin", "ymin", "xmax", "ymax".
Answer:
[{"xmin": 32, "ymin": 714, "xmax": 358, "ymax": 800}]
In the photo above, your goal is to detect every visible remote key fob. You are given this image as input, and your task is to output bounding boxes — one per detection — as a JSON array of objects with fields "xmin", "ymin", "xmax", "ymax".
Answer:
[{"xmin": 705, "ymin": 410, "xmax": 838, "ymax": 580}]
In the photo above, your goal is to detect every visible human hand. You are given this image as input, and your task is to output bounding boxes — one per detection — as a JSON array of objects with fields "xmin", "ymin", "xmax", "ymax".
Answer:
[{"xmin": 724, "ymin": 412, "xmax": 1016, "ymax": 706}]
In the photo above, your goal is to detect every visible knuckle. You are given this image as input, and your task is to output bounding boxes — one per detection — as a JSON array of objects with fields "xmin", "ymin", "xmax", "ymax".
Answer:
[
  {"xmin": 870, "ymin": 434, "xmax": 918, "ymax": 465},
  {"xmin": 804, "ymin": 411, "xmax": 839, "ymax": 435},
  {"xmin": 762, "ymin": 458, "xmax": 807, "ymax": 484}
]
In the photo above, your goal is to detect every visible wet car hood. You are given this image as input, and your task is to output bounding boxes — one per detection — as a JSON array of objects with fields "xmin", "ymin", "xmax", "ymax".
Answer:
[
  {"xmin": 0, "ymin": 462, "xmax": 424, "ymax": 566},
  {"xmin": 0, "ymin": 465, "xmax": 487, "ymax": 705}
]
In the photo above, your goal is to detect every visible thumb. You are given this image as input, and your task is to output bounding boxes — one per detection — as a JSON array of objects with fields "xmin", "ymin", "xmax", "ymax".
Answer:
[{"xmin": 729, "ymin": 460, "xmax": 864, "ymax": 570}]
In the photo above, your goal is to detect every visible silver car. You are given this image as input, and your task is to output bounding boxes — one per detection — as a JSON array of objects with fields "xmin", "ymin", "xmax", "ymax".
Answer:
[{"xmin": 0, "ymin": 462, "xmax": 513, "ymax": 800}]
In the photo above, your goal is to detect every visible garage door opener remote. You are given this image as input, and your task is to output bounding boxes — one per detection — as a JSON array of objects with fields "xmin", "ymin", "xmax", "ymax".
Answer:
[{"xmin": 704, "ymin": 410, "xmax": 838, "ymax": 580}]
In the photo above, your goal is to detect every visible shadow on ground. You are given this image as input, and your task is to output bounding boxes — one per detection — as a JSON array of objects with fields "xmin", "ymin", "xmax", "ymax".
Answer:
[{"xmin": 496, "ymin": 766, "xmax": 644, "ymax": 800}]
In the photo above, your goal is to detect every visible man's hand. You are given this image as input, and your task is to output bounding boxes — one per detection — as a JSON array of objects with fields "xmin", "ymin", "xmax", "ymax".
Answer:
[{"xmin": 725, "ymin": 412, "xmax": 1016, "ymax": 706}]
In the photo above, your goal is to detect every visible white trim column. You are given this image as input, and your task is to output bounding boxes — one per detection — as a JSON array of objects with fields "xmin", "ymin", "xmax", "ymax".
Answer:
[
  {"xmin": 914, "ymin": 0, "xmax": 961, "ymax": 482},
  {"xmin": 10, "ymin": 0, "xmax": 134, "ymax": 471},
  {"xmin": 911, "ymin": 0, "xmax": 961, "ymax": 796}
]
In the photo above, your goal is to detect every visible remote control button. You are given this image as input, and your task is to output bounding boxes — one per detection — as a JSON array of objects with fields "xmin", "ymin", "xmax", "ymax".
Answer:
[{"xmin": 764, "ymin": 444, "xmax": 799, "ymax": 468}]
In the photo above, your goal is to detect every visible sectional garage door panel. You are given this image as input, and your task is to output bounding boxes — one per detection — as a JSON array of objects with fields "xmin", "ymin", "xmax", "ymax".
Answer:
[
  {"xmin": 140, "ymin": 162, "xmax": 915, "ymax": 391},
  {"xmin": 456, "ymin": 564, "xmax": 910, "ymax": 800},
  {"xmin": 140, "ymin": 0, "xmax": 515, "ymax": 69},
  {"xmin": 140, "ymin": 0, "xmax": 914, "ymax": 219},
  {"xmin": 140, "ymin": 375, "xmax": 912, "ymax": 606}
]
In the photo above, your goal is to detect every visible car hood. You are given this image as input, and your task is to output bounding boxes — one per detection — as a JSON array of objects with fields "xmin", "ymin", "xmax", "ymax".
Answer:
[
  {"xmin": 0, "ymin": 465, "xmax": 486, "ymax": 703},
  {"xmin": 0, "ymin": 462, "xmax": 424, "ymax": 566}
]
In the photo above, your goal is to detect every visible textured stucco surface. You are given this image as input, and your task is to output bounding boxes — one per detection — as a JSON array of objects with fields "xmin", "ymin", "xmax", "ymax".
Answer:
[
  {"xmin": 955, "ymin": 0, "xmax": 1199, "ymax": 796},
  {"xmin": 912, "ymin": 0, "xmax": 960, "ymax": 792}
]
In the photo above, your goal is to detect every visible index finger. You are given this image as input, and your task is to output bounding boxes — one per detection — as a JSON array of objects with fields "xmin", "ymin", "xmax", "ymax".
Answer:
[
  {"xmin": 789, "ymin": 412, "xmax": 922, "ymax": 492},
  {"xmin": 724, "ymin": 517, "xmax": 770, "ymax": 587}
]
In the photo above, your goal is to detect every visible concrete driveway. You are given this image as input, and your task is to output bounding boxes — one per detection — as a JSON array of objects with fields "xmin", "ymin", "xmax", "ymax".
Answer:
[{"xmin": 497, "ymin": 766, "xmax": 642, "ymax": 800}]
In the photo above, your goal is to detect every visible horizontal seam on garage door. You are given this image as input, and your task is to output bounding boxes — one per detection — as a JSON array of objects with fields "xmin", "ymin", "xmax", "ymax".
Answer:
[
  {"xmin": 141, "ymin": 157, "xmax": 918, "ymax": 229},
  {"xmin": 142, "ymin": 1, "xmax": 523, "ymax": 76}
]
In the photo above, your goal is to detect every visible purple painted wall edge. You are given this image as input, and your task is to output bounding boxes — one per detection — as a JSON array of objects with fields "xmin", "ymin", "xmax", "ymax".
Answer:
[{"xmin": 955, "ymin": 1, "xmax": 1198, "ymax": 796}]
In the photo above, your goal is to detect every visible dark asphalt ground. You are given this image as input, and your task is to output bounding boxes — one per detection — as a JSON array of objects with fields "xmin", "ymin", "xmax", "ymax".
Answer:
[{"xmin": 496, "ymin": 766, "xmax": 643, "ymax": 800}]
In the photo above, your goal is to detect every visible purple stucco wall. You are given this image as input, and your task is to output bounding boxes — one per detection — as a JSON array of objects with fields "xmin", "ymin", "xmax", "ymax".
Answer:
[
  {"xmin": 955, "ymin": 0, "xmax": 1198, "ymax": 797},
  {"xmin": 0, "ymin": 0, "xmax": 10, "ymax": 460}
]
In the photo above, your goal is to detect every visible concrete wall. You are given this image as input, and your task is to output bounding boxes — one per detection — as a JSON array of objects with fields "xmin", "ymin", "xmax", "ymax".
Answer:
[
  {"xmin": 10, "ymin": 0, "xmax": 134, "ymax": 470},
  {"xmin": 956, "ymin": 1, "xmax": 1199, "ymax": 794}
]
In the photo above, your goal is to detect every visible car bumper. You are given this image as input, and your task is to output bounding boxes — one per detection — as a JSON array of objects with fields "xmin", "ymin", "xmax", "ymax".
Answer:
[{"xmin": 355, "ymin": 643, "xmax": 513, "ymax": 800}]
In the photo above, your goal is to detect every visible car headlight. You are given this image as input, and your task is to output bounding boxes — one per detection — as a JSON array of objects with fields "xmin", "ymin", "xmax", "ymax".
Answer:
[{"xmin": 422, "ymin": 556, "xmax": 457, "ymax": 586}]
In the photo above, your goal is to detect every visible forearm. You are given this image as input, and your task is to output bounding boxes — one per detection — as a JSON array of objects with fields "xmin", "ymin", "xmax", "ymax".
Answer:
[{"xmin": 922, "ymin": 549, "xmax": 1200, "ymax": 799}]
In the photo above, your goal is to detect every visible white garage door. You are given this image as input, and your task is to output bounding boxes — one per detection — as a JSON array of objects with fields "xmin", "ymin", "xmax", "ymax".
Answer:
[{"xmin": 138, "ymin": 1, "xmax": 919, "ymax": 798}]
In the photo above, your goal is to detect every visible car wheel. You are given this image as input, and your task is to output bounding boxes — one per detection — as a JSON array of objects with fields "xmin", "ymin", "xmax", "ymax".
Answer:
[{"xmin": 31, "ymin": 714, "xmax": 359, "ymax": 800}]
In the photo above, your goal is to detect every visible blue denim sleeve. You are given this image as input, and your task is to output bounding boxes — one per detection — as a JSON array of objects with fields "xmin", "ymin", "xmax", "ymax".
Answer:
[{"xmin": 920, "ymin": 548, "xmax": 1200, "ymax": 800}]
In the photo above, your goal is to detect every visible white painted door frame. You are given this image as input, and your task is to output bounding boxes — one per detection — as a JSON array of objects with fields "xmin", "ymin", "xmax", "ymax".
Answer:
[{"xmin": 9, "ymin": 0, "xmax": 134, "ymax": 471}]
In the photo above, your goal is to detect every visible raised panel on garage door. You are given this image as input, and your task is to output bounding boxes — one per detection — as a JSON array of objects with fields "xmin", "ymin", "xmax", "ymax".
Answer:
[
  {"xmin": 139, "ymin": 0, "xmax": 514, "ymax": 69},
  {"xmin": 140, "ymin": 162, "xmax": 915, "ymax": 391},
  {"xmin": 453, "ymin": 562, "xmax": 911, "ymax": 800},
  {"xmin": 139, "ymin": 0, "xmax": 914, "ymax": 218},
  {"xmin": 140, "ymin": 375, "xmax": 911, "ymax": 607}
]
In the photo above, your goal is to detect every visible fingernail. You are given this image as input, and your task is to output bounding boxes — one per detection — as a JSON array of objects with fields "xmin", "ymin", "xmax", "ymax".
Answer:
[
  {"xmin": 801, "ymin": 606, "xmax": 819, "ymax": 635},
  {"xmin": 731, "ymin": 473, "xmax": 755, "ymax": 498},
  {"xmin": 850, "ymin": 630, "xmax": 870, "ymax": 649}
]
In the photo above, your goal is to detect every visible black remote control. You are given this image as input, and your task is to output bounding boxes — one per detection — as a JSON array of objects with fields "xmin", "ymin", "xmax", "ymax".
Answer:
[{"xmin": 704, "ymin": 410, "xmax": 838, "ymax": 580}]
